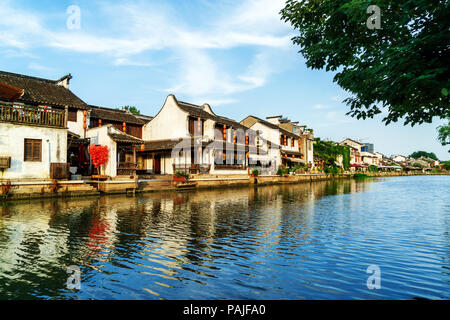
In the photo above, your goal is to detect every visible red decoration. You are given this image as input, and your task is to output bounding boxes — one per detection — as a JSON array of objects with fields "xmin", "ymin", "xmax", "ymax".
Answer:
[{"xmin": 89, "ymin": 145, "xmax": 109, "ymax": 175}]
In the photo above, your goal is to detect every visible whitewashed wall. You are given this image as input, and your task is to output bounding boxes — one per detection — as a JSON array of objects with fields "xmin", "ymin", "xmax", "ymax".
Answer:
[
  {"xmin": 86, "ymin": 125, "xmax": 117, "ymax": 177},
  {"xmin": 67, "ymin": 110, "xmax": 89, "ymax": 137},
  {"xmin": 143, "ymin": 95, "xmax": 188, "ymax": 140},
  {"xmin": 0, "ymin": 123, "xmax": 67, "ymax": 179}
]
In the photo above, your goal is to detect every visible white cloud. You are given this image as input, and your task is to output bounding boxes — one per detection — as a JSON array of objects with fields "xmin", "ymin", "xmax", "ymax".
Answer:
[
  {"xmin": 313, "ymin": 104, "xmax": 328, "ymax": 110},
  {"xmin": 28, "ymin": 62, "xmax": 55, "ymax": 74},
  {"xmin": 0, "ymin": 0, "xmax": 294, "ymax": 100},
  {"xmin": 331, "ymin": 95, "xmax": 345, "ymax": 102}
]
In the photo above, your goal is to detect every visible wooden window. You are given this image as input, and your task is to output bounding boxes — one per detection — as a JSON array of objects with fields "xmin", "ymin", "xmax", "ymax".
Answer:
[
  {"xmin": 68, "ymin": 109, "xmax": 77, "ymax": 122},
  {"xmin": 126, "ymin": 125, "xmax": 142, "ymax": 138},
  {"xmin": 214, "ymin": 124, "xmax": 223, "ymax": 140},
  {"xmin": 188, "ymin": 117, "xmax": 203, "ymax": 136},
  {"xmin": 188, "ymin": 117, "xmax": 195, "ymax": 135},
  {"xmin": 24, "ymin": 139, "xmax": 42, "ymax": 162}
]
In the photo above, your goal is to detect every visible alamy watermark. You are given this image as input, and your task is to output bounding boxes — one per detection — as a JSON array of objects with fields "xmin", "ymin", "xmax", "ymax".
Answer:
[
  {"xmin": 66, "ymin": 265, "xmax": 81, "ymax": 290},
  {"xmin": 66, "ymin": 5, "xmax": 81, "ymax": 30},
  {"xmin": 366, "ymin": 264, "xmax": 381, "ymax": 290},
  {"xmin": 366, "ymin": 5, "xmax": 381, "ymax": 30}
]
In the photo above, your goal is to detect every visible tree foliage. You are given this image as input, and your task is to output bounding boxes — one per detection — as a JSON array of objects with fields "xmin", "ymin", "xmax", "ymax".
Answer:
[
  {"xmin": 281, "ymin": 0, "xmax": 450, "ymax": 126},
  {"xmin": 409, "ymin": 150, "xmax": 438, "ymax": 160},
  {"xmin": 119, "ymin": 105, "xmax": 140, "ymax": 115},
  {"xmin": 437, "ymin": 117, "xmax": 450, "ymax": 151},
  {"xmin": 314, "ymin": 138, "xmax": 350, "ymax": 169}
]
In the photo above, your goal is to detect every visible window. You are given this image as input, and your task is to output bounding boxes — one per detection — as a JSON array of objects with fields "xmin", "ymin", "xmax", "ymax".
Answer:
[
  {"xmin": 188, "ymin": 117, "xmax": 203, "ymax": 136},
  {"xmin": 68, "ymin": 109, "xmax": 77, "ymax": 122},
  {"xmin": 24, "ymin": 139, "xmax": 42, "ymax": 162},
  {"xmin": 126, "ymin": 125, "xmax": 142, "ymax": 138}
]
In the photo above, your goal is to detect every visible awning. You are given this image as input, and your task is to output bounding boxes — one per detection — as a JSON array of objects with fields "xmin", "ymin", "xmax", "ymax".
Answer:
[
  {"xmin": 282, "ymin": 150, "xmax": 303, "ymax": 157},
  {"xmin": 0, "ymin": 81, "xmax": 24, "ymax": 101},
  {"xmin": 108, "ymin": 132, "xmax": 143, "ymax": 145},
  {"xmin": 350, "ymin": 164, "xmax": 367, "ymax": 168},
  {"xmin": 287, "ymin": 157, "xmax": 305, "ymax": 163},
  {"xmin": 68, "ymin": 130, "xmax": 90, "ymax": 145},
  {"xmin": 249, "ymin": 154, "xmax": 276, "ymax": 164}
]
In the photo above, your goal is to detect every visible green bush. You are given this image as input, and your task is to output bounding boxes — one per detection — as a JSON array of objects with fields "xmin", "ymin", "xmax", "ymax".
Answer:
[
  {"xmin": 174, "ymin": 171, "xmax": 189, "ymax": 178},
  {"xmin": 251, "ymin": 169, "xmax": 259, "ymax": 176},
  {"xmin": 442, "ymin": 161, "xmax": 450, "ymax": 170},
  {"xmin": 277, "ymin": 168, "xmax": 284, "ymax": 176},
  {"xmin": 353, "ymin": 173, "xmax": 369, "ymax": 180},
  {"xmin": 368, "ymin": 165, "xmax": 378, "ymax": 172}
]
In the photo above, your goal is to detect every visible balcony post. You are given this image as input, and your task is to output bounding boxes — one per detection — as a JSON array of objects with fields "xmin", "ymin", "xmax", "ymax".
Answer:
[{"xmin": 64, "ymin": 106, "xmax": 68, "ymax": 128}]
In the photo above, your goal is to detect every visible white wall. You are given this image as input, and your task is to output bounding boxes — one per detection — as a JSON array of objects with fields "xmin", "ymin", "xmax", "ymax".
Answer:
[
  {"xmin": 143, "ymin": 95, "xmax": 188, "ymax": 140},
  {"xmin": 0, "ymin": 123, "xmax": 67, "ymax": 180},
  {"xmin": 86, "ymin": 125, "xmax": 117, "ymax": 177},
  {"xmin": 67, "ymin": 110, "xmax": 89, "ymax": 137}
]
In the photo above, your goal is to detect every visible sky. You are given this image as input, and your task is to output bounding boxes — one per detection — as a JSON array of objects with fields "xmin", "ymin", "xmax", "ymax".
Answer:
[{"xmin": 1, "ymin": 0, "xmax": 448, "ymax": 160}]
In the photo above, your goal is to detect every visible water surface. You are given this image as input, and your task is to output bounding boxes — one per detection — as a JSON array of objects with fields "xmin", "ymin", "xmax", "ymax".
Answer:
[{"xmin": 0, "ymin": 176, "xmax": 449, "ymax": 299}]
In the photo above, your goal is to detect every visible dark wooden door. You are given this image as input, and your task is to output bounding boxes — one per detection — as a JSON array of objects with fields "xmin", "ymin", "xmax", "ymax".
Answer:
[{"xmin": 154, "ymin": 155, "xmax": 161, "ymax": 174}]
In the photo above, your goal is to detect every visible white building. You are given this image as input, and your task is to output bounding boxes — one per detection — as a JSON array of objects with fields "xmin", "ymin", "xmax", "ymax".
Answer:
[
  {"xmin": 240, "ymin": 115, "xmax": 314, "ymax": 170},
  {"xmin": 392, "ymin": 154, "xmax": 408, "ymax": 163},
  {"xmin": 0, "ymin": 71, "xmax": 88, "ymax": 180},
  {"xmin": 139, "ymin": 94, "xmax": 264, "ymax": 175}
]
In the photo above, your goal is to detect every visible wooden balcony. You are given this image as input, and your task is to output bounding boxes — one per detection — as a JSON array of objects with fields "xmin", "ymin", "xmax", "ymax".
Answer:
[{"xmin": 0, "ymin": 103, "xmax": 66, "ymax": 128}]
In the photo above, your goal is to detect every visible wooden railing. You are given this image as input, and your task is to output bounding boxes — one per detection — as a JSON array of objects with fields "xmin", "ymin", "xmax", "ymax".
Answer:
[
  {"xmin": 117, "ymin": 162, "xmax": 137, "ymax": 175},
  {"xmin": 173, "ymin": 164, "xmax": 211, "ymax": 174},
  {"xmin": 214, "ymin": 164, "xmax": 245, "ymax": 170},
  {"xmin": 0, "ymin": 103, "xmax": 66, "ymax": 128}
]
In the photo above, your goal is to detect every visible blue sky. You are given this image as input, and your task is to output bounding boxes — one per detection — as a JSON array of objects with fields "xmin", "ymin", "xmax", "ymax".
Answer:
[{"xmin": 1, "ymin": 0, "xmax": 448, "ymax": 160}]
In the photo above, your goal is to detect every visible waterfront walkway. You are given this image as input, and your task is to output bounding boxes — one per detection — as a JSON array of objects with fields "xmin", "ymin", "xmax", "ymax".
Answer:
[{"xmin": 1, "ymin": 171, "xmax": 447, "ymax": 201}]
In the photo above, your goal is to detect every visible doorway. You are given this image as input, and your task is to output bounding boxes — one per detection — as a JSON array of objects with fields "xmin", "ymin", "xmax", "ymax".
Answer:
[{"xmin": 154, "ymin": 154, "xmax": 161, "ymax": 174}]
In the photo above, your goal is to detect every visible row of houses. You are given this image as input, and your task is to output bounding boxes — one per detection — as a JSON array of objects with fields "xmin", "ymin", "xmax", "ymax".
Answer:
[
  {"xmin": 0, "ymin": 71, "xmax": 315, "ymax": 181},
  {"xmin": 391, "ymin": 154, "xmax": 440, "ymax": 169},
  {"xmin": 339, "ymin": 138, "xmax": 386, "ymax": 170},
  {"xmin": 339, "ymin": 138, "xmax": 441, "ymax": 171}
]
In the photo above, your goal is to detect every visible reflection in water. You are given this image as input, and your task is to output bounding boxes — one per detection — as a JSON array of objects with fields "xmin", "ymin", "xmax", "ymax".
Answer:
[{"xmin": 0, "ymin": 176, "xmax": 449, "ymax": 299}]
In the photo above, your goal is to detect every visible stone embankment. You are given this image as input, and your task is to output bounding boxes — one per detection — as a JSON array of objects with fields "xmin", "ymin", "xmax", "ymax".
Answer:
[{"xmin": 1, "ymin": 171, "xmax": 447, "ymax": 201}]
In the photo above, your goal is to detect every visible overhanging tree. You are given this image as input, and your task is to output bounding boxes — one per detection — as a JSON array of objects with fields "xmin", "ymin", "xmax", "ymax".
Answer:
[
  {"xmin": 437, "ymin": 117, "xmax": 450, "ymax": 151},
  {"xmin": 409, "ymin": 150, "xmax": 438, "ymax": 160},
  {"xmin": 281, "ymin": 1, "xmax": 450, "ymax": 126}
]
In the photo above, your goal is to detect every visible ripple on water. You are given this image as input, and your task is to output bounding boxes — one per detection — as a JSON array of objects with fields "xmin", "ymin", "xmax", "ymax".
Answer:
[{"xmin": 0, "ymin": 176, "xmax": 449, "ymax": 300}]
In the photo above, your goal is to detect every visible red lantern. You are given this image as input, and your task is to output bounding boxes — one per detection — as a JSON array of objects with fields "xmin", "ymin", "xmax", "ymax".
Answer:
[{"xmin": 83, "ymin": 110, "xmax": 87, "ymax": 130}]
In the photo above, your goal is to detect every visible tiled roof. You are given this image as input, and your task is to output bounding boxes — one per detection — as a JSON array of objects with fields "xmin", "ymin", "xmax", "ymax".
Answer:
[
  {"xmin": 135, "ymin": 114, "xmax": 154, "ymax": 123},
  {"xmin": 108, "ymin": 132, "xmax": 143, "ymax": 144},
  {"xmin": 0, "ymin": 71, "xmax": 87, "ymax": 109},
  {"xmin": 89, "ymin": 105, "xmax": 145, "ymax": 125},
  {"xmin": 177, "ymin": 101, "xmax": 216, "ymax": 120},
  {"xmin": 177, "ymin": 100, "xmax": 248, "ymax": 130},
  {"xmin": 215, "ymin": 116, "xmax": 248, "ymax": 130},
  {"xmin": 245, "ymin": 115, "xmax": 301, "ymax": 138},
  {"xmin": 143, "ymin": 139, "xmax": 183, "ymax": 151}
]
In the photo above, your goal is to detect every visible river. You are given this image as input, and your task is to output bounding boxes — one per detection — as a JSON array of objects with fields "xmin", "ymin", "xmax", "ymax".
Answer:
[{"xmin": 0, "ymin": 175, "xmax": 448, "ymax": 299}]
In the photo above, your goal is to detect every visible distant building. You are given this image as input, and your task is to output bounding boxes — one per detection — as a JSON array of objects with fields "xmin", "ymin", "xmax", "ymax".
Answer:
[
  {"xmin": 392, "ymin": 155, "xmax": 407, "ymax": 163},
  {"xmin": 365, "ymin": 143, "xmax": 374, "ymax": 153}
]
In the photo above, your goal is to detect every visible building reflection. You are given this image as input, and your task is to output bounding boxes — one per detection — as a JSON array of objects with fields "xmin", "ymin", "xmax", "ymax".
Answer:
[{"xmin": 0, "ymin": 178, "xmax": 376, "ymax": 298}]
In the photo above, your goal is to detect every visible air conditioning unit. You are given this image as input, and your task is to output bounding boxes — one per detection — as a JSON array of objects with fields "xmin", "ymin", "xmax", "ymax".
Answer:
[{"xmin": 0, "ymin": 156, "xmax": 11, "ymax": 169}]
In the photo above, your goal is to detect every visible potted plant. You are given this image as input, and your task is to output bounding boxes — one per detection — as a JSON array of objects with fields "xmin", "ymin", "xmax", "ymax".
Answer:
[
  {"xmin": 250, "ymin": 169, "xmax": 259, "ymax": 177},
  {"xmin": 173, "ymin": 171, "xmax": 189, "ymax": 181},
  {"xmin": 277, "ymin": 167, "xmax": 284, "ymax": 177}
]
